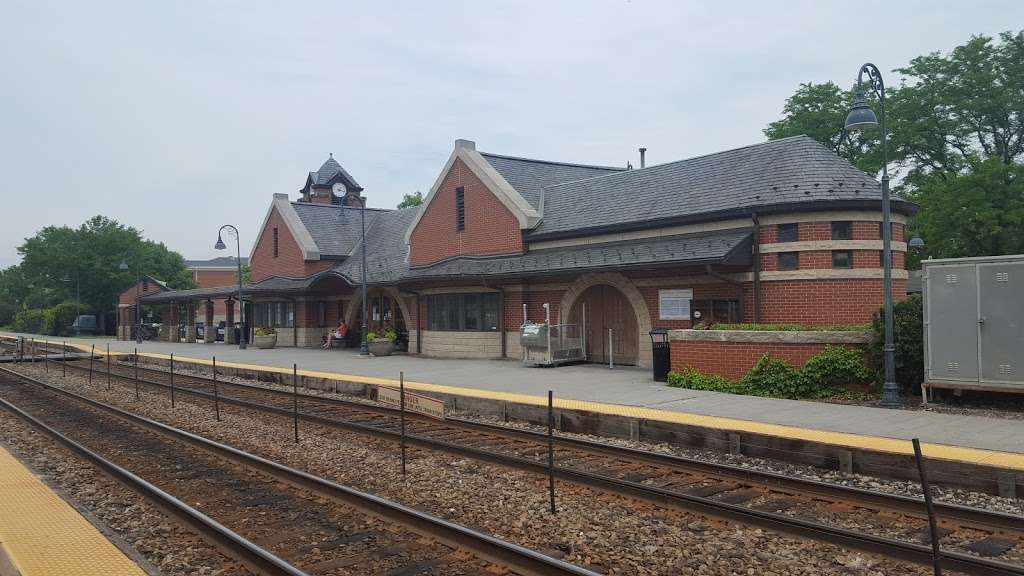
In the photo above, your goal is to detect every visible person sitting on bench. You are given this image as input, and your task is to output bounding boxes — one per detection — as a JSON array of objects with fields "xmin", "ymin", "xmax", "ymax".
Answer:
[{"xmin": 322, "ymin": 319, "xmax": 348, "ymax": 349}]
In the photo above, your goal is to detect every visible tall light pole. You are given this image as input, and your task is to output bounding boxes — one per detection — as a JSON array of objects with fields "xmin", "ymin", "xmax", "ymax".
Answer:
[
  {"xmin": 845, "ymin": 62, "xmax": 899, "ymax": 407},
  {"xmin": 119, "ymin": 259, "xmax": 143, "ymax": 344},
  {"xmin": 359, "ymin": 206, "xmax": 369, "ymax": 356},
  {"xmin": 215, "ymin": 225, "xmax": 247, "ymax": 350}
]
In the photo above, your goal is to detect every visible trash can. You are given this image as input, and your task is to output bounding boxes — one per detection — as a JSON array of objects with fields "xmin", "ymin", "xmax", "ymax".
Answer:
[{"xmin": 649, "ymin": 328, "xmax": 670, "ymax": 382}]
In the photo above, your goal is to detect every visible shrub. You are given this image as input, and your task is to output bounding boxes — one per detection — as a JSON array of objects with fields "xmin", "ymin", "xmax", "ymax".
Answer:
[
  {"xmin": 800, "ymin": 345, "xmax": 873, "ymax": 393},
  {"xmin": 739, "ymin": 354, "xmax": 808, "ymax": 398},
  {"xmin": 42, "ymin": 301, "xmax": 87, "ymax": 336},
  {"xmin": 367, "ymin": 329, "xmax": 397, "ymax": 343},
  {"xmin": 713, "ymin": 323, "xmax": 870, "ymax": 332},
  {"xmin": 254, "ymin": 326, "xmax": 276, "ymax": 336},
  {"xmin": 12, "ymin": 309, "xmax": 46, "ymax": 333},
  {"xmin": 0, "ymin": 301, "xmax": 16, "ymax": 327},
  {"xmin": 667, "ymin": 369, "xmax": 748, "ymax": 394},
  {"xmin": 866, "ymin": 294, "xmax": 923, "ymax": 393}
]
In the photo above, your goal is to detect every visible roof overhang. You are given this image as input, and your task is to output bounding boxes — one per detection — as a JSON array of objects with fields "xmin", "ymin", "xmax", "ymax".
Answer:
[{"xmin": 403, "ymin": 139, "xmax": 542, "ymax": 245}]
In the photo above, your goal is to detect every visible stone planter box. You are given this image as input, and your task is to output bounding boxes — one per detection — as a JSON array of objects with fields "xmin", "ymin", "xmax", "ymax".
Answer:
[
  {"xmin": 368, "ymin": 340, "xmax": 395, "ymax": 356},
  {"xmin": 253, "ymin": 333, "xmax": 277, "ymax": 349}
]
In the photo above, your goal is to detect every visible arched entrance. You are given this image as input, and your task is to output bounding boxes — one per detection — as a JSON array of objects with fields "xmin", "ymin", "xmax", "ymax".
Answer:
[{"xmin": 568, "ymin": 284, "xmax": 639, "ymax": 365}]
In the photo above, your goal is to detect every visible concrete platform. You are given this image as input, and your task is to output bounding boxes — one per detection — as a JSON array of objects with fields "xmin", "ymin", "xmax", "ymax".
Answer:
[
  {"xmin": 0, "ymin": 444, "xmax": 146, "ymax": 576},
  {"xmin": 5, "ymin": 332, "xmax": 1023, "ymax": 470}
]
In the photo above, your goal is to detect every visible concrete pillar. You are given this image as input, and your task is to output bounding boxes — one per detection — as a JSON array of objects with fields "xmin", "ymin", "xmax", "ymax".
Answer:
[
  {"xmin": 204, "ymin": 300, "xmax": 215, "ymax": 343},
  {"xmin": 185, "ymin": 302, "xmax": 197, "ymax": 343},
  {"xmin": 225, "ymin": 300, "xmax": 237, "ymax": 344}
]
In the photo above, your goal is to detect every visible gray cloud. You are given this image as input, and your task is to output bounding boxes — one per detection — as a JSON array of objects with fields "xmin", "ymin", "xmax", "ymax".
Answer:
[{"xmin": 2, "ymin": 0, "xmax": 1020, "ymax": 266}]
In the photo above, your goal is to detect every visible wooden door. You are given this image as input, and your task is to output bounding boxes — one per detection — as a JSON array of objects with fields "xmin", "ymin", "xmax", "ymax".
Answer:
[{"xmin": 569, "ymin": 285, "xmax": 638, "ymax": 365}]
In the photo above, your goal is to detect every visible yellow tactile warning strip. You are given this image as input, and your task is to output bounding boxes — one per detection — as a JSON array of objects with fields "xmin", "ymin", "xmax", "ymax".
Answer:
[
  {"xmin": 0, "ymin": 445, "xmax": 146, "ymax": 576},
  {"xmin": 36, "ymin": 338, "xmax": 1024, "ymax": 473}
]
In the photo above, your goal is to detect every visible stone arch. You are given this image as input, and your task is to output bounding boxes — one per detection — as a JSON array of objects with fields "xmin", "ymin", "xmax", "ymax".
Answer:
[{"xmin": 559, "ymin": 272, "xmax": 653, "ymax": 368}]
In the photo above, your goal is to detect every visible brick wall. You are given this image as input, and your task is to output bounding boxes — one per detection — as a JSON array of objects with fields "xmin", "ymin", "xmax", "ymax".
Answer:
[
  {"xmin": 669, "ymin": 340, "xmax": 844, "ymax": 379},
  {"xmin": 118, "ymin": 280, "xmax": 166, "ymax": 305},
  {"xmin": 251, "ymin": 207, "xmax": 333, "ymax": 281},
  {"xmin": 756, "ymin": 278, "xmax": 907, "ymax": 324},
  {"xmin": 408, "ymin": 158, "xmax": 524, "ymax": 266},
  {"xmin": 758, "ymin": 221, "xmax": 904, "ymax": 243}
]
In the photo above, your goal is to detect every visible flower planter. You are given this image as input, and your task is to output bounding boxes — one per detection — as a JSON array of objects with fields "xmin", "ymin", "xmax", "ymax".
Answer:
[
  {"xmin": 254, "ymin": 334, "xmax": 277, "ymax": 349},
  {"xmin": 368, "ymin": 340, "xmax": 394, "ymax": 356}
]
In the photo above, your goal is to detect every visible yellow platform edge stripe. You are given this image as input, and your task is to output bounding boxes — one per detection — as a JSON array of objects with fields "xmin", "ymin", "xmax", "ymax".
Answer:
[
  {"xmin": 16, "ymin": 337, "xmax": 1024, "ymax": 472},
  {"xmin": 0, "ymin": 445, "xmax": 146, "ymax": 576}
]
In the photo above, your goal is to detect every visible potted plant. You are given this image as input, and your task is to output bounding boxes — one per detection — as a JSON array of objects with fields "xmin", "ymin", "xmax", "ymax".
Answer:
[
  {"xmin": 253, "ymin": 326, "xmax": 277, "ymax": 349},
  {"xmin": 366, "ymin": 328, "xmax": 397, "ymax": 356}
]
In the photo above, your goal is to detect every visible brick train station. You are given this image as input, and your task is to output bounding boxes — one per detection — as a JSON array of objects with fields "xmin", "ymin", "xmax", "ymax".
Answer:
[{"xmin": 120, "ymin": 135, "xmax": 913, "ymax": 372}]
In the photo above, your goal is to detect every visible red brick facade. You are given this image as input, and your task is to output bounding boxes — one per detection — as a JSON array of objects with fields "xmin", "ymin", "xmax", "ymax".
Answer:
[
  {"xmin": 408, "ymin": 158, "xmax": 524, "ymax": 266},
  {"xmin": 250, "ymin": 207, "xmax": 333, "ymax": 282},
  {"xmin": 669, "ymin": 340, "xmax": 853, "ymax": 379}
]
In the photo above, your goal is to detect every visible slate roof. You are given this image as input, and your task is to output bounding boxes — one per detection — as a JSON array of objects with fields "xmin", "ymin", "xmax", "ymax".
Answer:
[
  {"xmin": 184, "ymin": 256, "xmax": 249, "ymax": 269},
  {"xmin": 403, "ymin": 228, "xmax": 752, "ymax": 280},
  {"xmin": 305, "ymin": 155, "xmax": 363, "ymax": 191},
  {"xmin": 291, "ymin": 203, "xmax": 387, "ymax": 258},
  {"xmin": 334, "ymin": 206, "xmax": 421, "ymax": 284},
  {"xmin": 530, "ymin": 135, "xmax": 915, "ymax": 240},
  {"xmin": 479, "ymin": 153, "xmax": 624, "ymax": 209}
]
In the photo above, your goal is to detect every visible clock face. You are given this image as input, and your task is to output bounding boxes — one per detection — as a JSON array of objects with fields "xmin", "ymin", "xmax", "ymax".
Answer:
[{"xmin": 332, "ymin": 182, "xmax": 347, "ymax": 195}]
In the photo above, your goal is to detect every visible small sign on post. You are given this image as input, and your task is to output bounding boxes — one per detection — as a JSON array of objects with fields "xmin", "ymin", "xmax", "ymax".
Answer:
[{"xmin": 378, "ymin": 384, "xmax": 445, "ymax": 420}]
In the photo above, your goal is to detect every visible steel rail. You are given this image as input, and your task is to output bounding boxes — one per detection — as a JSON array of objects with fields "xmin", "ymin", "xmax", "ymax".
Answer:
[
  {"xmin": 0, "ymin": 388, "xmax": 308, "ymax": 576},
  {"xmin": 23, "ymin": 362, "xmax": 1024, "ymax": 575},
  {"xmin": 0, "ymin": 366, "xmax": 600, "ymax": 576},
  {"xmin": 94, "ymin": 358, "xmax": 1024, "ymax": 535}
]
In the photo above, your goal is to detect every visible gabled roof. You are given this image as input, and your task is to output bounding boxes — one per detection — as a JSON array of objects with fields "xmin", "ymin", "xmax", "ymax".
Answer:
[
  {"xmin": 529, "ymin": 135, "xmax": 915, "ymax": 240},
  {"xmin": 335, "ymin": 205, "xmax": 420, "ymax": 284},
  {"xmin": 479, "ymin": 153, "xmax": 623, "ymax": 210},
  {"xmin": 403, "ymin": 140, "xmax": 543, "ymax": 244},
  {"xmin": 291, "ymin": 202, "xmax": 387, "ymax": 259},
  {"xmin": 303, "ymin": 155, "xmax": 363, "ymax": 192}
]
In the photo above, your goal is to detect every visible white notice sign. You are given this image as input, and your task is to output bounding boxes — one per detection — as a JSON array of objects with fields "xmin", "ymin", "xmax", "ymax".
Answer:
[{"xmin": 659, "ymin": 289, "xmax": 693, "ymax": 320}]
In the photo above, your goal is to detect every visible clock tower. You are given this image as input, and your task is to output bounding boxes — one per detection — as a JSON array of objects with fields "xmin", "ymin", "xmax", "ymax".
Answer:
[{"xmin": 299, "ymin": 154, "xmax": 365, "ymax": 207}]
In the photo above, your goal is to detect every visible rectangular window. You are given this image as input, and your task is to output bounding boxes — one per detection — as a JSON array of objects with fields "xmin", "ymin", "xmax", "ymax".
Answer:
[
  {"xmin": 777, "ymin": 252, "xmax": 799, "ymax": 271},
  {"xmin": 253, "ymin": 301, "xmax": 294, "ymax": 327},
  {"xmin": 427, "ymin": 293, "xmax": 499, "ymax": 331},
  {"xmin": 317, "ymin": 302, "xmax": 326, "ymax": 327},
  {"xmin": 777, "ymin": 223, "xmax": 799, "ymax": 243},
  {"xmin": 879, "ymin": 221, "xmax": 885, "ymax": 240},
  {"xmin": 658, "ymin": 289, "xmax": 693, "ymax": 320},
  {"xmin": 831, "ymin": 221, "xmax": 852, "ymax": 240},
  {"xmin": 455, "ymin": 187, "xmax": 465, "ymax": 232},
  {"xmin": 272, "ymin": 227, "xmax": 279, "ymax": 258},
  {"xmin": 142, "ymin": 278, "xmax": 149, "ymax": 291},
  {"xmin": 832, "ymin": 250, "xmax": 853, "ymax": 269}
]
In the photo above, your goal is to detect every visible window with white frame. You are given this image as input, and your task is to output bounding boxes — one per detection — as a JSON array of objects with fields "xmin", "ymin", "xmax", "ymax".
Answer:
[{"xmin": 658, "ymin": 289, "xmax": 693, "ymax": 320}]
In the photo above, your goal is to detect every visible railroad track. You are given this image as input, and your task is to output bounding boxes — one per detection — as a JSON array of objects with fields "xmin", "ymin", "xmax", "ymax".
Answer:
[
  {"xmin": 7, "ymin": 343, "xmax": 1024, "ymax": 575},
  {"xmin": 0, "ymin": 367, "xmax": 599, "ymax": 576}
]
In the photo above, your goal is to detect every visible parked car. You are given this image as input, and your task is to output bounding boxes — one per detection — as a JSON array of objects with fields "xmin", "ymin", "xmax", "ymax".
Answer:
[{"xmin": 72, "ymin": 315, "xmax": 97, "ymax": 336}]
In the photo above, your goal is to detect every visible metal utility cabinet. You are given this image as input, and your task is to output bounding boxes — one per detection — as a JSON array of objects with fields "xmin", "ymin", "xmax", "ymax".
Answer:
[{"xmin": 923, "ymin": 254, "xmax": 1024, "ymax": 393}]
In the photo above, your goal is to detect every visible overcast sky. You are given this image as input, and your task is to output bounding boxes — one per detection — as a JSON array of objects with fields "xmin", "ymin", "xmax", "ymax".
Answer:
[{"xmin": 1, "ymin": 1, "xmax": 1020, "ymax": 267}]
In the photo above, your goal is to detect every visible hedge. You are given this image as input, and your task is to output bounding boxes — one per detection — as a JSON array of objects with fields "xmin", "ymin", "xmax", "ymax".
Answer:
[{"xmin": 667, "ymin": 345, "xmax": 873, "ymax": 400}]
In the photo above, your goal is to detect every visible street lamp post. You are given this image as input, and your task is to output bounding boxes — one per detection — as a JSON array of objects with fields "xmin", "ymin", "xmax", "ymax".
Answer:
[
  {"xmin": 845, "ymin": 62, "xmax": 899, "ymax": 407},
  {"xmin": 215, "ymin": 225, "xmax": 247, "ymax": 350},
  {"xmin": 119, "ymin": 259, "xmax": 143, "ymax": 344},
  {"xmin": 61, "ymin": 271, "xmax": 81, "ymax": 336},
  {"xmin": 359, "ymin": 206, "xmax": 369, "ymax": 356}
]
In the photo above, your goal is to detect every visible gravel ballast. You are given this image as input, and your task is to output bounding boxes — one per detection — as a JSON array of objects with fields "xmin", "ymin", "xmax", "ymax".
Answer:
[{"xmin": 4, "ymin": 363, "xmax": 980, "ymax": 575}]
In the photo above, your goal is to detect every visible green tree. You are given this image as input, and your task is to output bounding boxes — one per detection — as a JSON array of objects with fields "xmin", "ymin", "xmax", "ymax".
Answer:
[
  {"xmin": 764, "ymin": 81, "xmax": 880, "ymax": 173},
  {"xmin": 910, "ymin": 160, "xmax": 1024, "ymax": 259},
  {"xmin": 7, "ymin": 215, "xmax": 195, "ymax": 333},
  {"xmin": 766, "ymin": 31, "xmax": 1024, "ymax": 260},
  {"xmin": 397, "ymin": 191, "xmax": 423, "ymax": 209}
]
